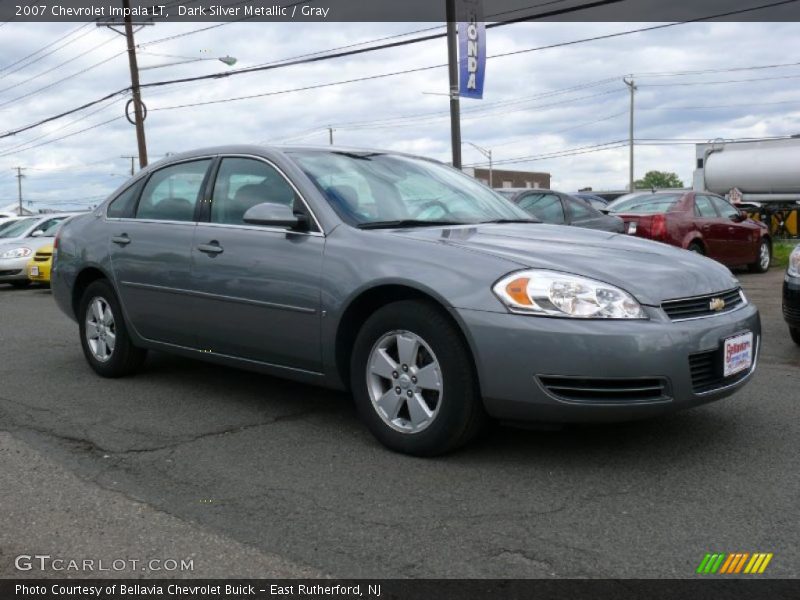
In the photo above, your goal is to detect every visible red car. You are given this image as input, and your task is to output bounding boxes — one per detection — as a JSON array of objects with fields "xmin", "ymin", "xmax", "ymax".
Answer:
[{"xmin": 607, "ymin": 191, "xmax": 772, "ymax": 273}]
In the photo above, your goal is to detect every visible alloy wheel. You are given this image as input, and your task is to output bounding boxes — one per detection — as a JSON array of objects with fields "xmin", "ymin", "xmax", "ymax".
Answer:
[
  {"xmin": 366, "ymin": 330, "xmax": 443, "ymax": 434},
  {"xmin": 759, "ymin": 241, "xmax": 770, "ymax": 271},
  {"xmin": 85, "ymin": 296, "xmax": 116, "ymax": 362}
]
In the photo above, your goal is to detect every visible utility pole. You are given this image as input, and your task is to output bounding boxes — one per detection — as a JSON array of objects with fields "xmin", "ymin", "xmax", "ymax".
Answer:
[
  {"xmin": 123, "ymin": 0, "xmax": 148, "ymax": 169},
  {"xmin": 624, "ymin": 76, "xmax": 636, "ymax": 191},
  {"xmin": 446, "ymin": 0, "xmax": 462, "ymax": 169},
  {"xmin": 328, "ymin": 127, "xmax": 334, "ymax": 146},
  {"xmin": 14, "ymin": 167, "xmax": 24, "ymax": 215},
  {"xmin": 121, "ymin": 155, "xmax": 137, "ymax": 176},
  {"xmin": 98, "ymin": 4, "xmax": 151, "ymax": 169}
]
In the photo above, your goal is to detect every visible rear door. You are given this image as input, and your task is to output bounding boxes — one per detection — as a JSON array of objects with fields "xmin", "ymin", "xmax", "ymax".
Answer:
[
  {"xmin": 108, "ymin": 158, "xmax": 212, "ymax": 346},
  {"xmin": 189, "ymin": 156, "xmax": 325, "ymax": 372},
  {"xmin": 693, "ymin": 194, "xmax": 725, "ymax": 260}
]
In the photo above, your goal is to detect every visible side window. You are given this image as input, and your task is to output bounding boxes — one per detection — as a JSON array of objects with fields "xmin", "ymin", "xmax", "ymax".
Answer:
[
  {"xmin": 567, "ymin": 197, "xmax": 594, "ymax": 219},
  {"xmin": 210, "ymin": 158, "xmax": 311, "ymax": 227},
  {"xmin": 694, "ymin": 195, "xmax": 718, "ymax": 218},
  {"xmin": 107, "ymin": 182, "xmax": 141, "ymax": 219},
  {"xmin": 135, "ymin": 160, "xmax": 211, "ymax": 222},
  {"xmin": 518, "ymin": 194, "xmax": 565, "ymax": 224},
  {"xmin": 710, "ymin": 196, "xmax": 739, "ymax": 219}
]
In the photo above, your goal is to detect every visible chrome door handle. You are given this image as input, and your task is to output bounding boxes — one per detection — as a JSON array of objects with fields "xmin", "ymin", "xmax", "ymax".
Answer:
[
  {"xmin": 111, "ymin": 234, "xmax": 131, "ymax": 246},
  {"xmin": 197, "ymin": 242, "xmax": 223, "ymax": 255}
]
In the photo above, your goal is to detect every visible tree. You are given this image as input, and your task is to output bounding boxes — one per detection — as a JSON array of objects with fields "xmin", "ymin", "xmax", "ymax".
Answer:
[{"xmin": 634, "ymin": 170, "xmax": 684, "ymax": 190}]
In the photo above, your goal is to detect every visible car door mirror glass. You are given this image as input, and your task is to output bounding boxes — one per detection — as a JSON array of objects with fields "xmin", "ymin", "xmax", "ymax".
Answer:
[
  {"xmin": 730, "ymin": 212, "xmax": 745, "ymax": 222},
  {"xmin": 30, "ymin": 229, "xmax": 44, "ymax": 237},
  {"xmin": 243, "ymin": 202, "xmax": 300, "ymax": 228}
]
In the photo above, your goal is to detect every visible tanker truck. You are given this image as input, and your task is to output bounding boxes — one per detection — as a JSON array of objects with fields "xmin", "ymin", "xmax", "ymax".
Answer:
[{"xmin": 694, "ymin": 137, "xmax": 800, "ymax": 238}]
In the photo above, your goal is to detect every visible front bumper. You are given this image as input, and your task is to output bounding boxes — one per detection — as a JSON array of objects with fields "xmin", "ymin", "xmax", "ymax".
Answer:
[
  {"xmin": 458, "ymin": 302, "xmax": 761, "ymax": 423},
  {"xmin": 783, "ymin": 274, "xmax": 800, "ymax": 328},
  {"xmin": 26, "ymin": 258, "xmax": 52, "ymax": 283},
  {"xmin": 0, "ymin": 257, "xmax": 31, "ymax": 282}
]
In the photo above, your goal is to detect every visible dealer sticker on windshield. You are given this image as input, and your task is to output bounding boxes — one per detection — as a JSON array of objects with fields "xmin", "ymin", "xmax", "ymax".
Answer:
[{"xmin": 723, "ymin": 331, "xmax": 753, "ymax": 378}]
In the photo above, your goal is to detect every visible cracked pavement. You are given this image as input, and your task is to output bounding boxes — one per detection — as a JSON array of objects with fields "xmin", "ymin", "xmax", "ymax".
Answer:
[{"xmin": 0, "ymin": 269, "xmax": 798, "ymax": 578}]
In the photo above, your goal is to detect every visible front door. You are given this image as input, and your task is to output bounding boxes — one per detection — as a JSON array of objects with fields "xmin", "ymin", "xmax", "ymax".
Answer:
[
  {"xmin": 190, "ymin": 156, "xmax": 324, "ymax": 373},
  {"xmin": 710, "ymin": 195, "xmax": 758, "ymax": 264},
  {"xmin": 108, "ymin": 158, "xmax": 212, "ymax": 346}
]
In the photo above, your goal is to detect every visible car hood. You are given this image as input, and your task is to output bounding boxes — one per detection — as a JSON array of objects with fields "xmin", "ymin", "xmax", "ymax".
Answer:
[{"xmin": 390, "ymin": 223, "xmax": 739, "ymax": 306}]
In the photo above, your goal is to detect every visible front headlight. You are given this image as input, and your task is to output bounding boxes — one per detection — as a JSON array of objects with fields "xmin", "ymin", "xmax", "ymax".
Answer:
[
  {"xmin": 788, "ymin": 245, "xmax": 800, "ymax": 278},
  {"xmin": 493, "ymin": 269, "xmax": 647, "ymax": 319},
  {"xmin": 0, "ymin": 247, "xmax": 32, "ymax": 259}
]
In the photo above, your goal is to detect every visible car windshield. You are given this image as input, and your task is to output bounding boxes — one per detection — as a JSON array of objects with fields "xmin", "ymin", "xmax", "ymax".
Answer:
[
  {"xmin": 608, "ymin": 194, "xmax": 682, "ymax": 214},
  {"xmin": 41, "ymin": 218, "xmax": 67, "ymax": 236},
  {"xmin": 0, "ymin": 217, "xmax": 37, "ymax": 238},
  {"xmin": 289, "ymin": 151, "xmax": 533, "ymax": 227}
]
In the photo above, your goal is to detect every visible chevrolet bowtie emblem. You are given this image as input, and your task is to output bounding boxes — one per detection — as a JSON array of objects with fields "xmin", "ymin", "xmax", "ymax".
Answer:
[{"xmin": 709, "ymin": 298, "xmax": 726, "ymax": 311}]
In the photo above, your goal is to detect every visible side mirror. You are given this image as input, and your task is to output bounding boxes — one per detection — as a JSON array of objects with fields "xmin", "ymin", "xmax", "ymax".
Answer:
[
  {"xmin": 730, "ymin": 212, "xmax": 746, "ymax": 222},
  {"xmin": 31, "ymin": 230, "xmax": 44, "ymax": 237},
  {"xmin": 243, "ymin": 202, "xmax": 302, "ymax": 229}
]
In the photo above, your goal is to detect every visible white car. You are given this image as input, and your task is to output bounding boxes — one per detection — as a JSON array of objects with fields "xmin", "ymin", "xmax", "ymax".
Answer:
[{"xmin": 0, "ymin": 213, "xmax": 81, "ymax": 288}]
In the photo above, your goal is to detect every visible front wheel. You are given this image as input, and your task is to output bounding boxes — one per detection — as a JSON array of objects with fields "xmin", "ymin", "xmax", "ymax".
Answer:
[
  {"xmin": 78, "ymin": 279, "xmax": 147, "ymax": 377},
  {"xmin": 791, "ymin": 327, "xmax": 800, "ymax": 346},
  {"xmin": 749, "ymin": 239, "xmax": 771, "ymax": 273},
  {"xmin": 350, "ymin": 300, "xmax": 485, "ymax": 456}
]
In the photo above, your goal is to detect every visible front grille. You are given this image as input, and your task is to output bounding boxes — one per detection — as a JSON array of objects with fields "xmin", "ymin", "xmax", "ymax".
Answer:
[
  {"xmin": 662, "ymin": 288, "xmax": 744, "ymax": 321},
  {"xmin": 783, "ymin": 304, "xmax": 800, "ymax": 322},
  {"xmin": 0, "ymin": 269, "xmax": 22, "ymax": 276},
  {"xmin": 33, "ymin": 253, "xmax": 51, "ymax": 262},
  {"xmin": 689, "ymin": 348, "xmax": 751, "ymax": 393},
  {"xmin": 538, "ymin": 376, "xmax": 669, "ymax": 404}
]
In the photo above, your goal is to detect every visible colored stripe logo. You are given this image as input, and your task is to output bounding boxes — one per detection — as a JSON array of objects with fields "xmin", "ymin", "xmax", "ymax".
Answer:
[{"xmin": 696, "ymin": 552, "xmax": 773, "ymax": 574}]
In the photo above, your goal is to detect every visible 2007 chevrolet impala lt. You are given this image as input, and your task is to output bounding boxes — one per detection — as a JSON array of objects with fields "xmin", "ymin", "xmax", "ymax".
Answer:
[{"xmin": 51, "ymin": 146, "xmax": 760, "ymax": 455}]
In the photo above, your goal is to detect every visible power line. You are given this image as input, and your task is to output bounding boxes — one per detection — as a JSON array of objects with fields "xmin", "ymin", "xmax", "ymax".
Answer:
[{"xmin": 0, "ymin": 25, "xmax": 96, "ymax": 79}]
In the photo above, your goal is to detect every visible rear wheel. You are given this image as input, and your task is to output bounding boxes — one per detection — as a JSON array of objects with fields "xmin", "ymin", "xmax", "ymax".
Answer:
[
  {"xmin": 749, "ymin": 238, "xmax": 771, "ymax": 273},
  {"xmin": 350, "ymin": 300, "xmax": 485, "ymax": 456},
  {"xmin": 78, "ymin": 279, "xmax": 146, "ymax": 378},
  {"xmin": 688, "ymin": 242, "xmax": 705, "ymax": 255},
  {"xmin": 791, "ymin": 327, "xmax": 800, "ymax": 346}
]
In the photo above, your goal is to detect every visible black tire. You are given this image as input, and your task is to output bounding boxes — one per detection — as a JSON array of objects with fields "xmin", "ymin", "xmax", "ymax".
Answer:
[
  {"xmin": 350, "ymin": 300, "xmax": 485, "ymax": 456},
  {"xmin": 78, "ymin": 279, "xmax": 146, "ymax": 378},
  {"xmin": 688, "ymin": 242, "xmax": 705, "ymax": 255},
  {"xmin": 791, "ymin": 327, "xmax": 800, "ymax": 346},
  {"xmin": 10, "ymin": 280, "xmax": 31, "ymax": 288},
  {"xmin": 748, "ymin": 238, "xmax": 771, "ymax": 273}
]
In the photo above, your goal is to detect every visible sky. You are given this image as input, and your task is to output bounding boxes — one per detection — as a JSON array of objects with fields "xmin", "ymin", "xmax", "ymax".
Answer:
[{"xmin": 1, "ymin": 19, "xmax": 800, "ymax": 211}]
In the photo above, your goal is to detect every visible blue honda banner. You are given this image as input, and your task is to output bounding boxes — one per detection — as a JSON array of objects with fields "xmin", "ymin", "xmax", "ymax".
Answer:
[{"xmin": 458, "ymin": 0, "xmax": 486, "ymax": 99}]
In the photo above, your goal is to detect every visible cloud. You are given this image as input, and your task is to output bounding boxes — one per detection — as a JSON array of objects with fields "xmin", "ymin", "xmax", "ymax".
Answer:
[{"xmin": 0, "ymin": 20, "xmax": 797, "ymax": 209}]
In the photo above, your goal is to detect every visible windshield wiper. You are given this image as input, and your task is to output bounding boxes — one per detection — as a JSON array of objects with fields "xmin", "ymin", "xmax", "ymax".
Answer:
[
  {"xmin": 357, "ymin": 219, "xmax": 465, "ymax": 230},
  {"xmin": 479, "ymin": 218, "xmax": 540, "ymax": 224}
]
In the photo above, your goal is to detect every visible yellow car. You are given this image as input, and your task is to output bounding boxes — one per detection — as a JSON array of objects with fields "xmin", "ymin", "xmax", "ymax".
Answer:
[{"xmin": 27, "ymin": 243, "xmax": 54, "ymax": 284}]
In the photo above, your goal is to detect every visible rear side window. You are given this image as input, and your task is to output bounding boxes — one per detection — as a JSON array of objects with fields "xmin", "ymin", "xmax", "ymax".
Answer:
[
  {"xmin": 694, "ymin": 195, "xmax": 718, "ymax": 218},
  {"xmin": 135, "ymin": 160, "xmax": 211, "ymax": 222},
  {"xmin": 107, "ymin": 182, "xmax": 141, "ymax": 219},
  {"xmin": 518, "ymin": 193, "xmax": 565, "ymax": 224}
]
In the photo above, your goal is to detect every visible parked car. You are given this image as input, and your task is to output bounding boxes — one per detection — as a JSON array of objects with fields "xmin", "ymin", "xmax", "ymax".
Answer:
[
  {"xmin": 784, "ymin": 244, "xmax": 800, "ymax": 345},
  {"xmin": 0, "ymin": 214, "xmax": 77, "ymax": 288},
  {"xmin": 607, "ymin": 191, "xmax": 772, "ymax": 272},
  {"xmin": 27, "ymin": 243, "xmax": 54, "ymax": 285},
  {"xmin": 573, "ymin": 192, "xmax": 609, "ymax": 210},
  {"xmin": 495, "ymin": 188, "xmax": 624, "ymax": 233},
  {"xmin": 52, "ymin": 146, "xmax": 759, "ymax": 456}
]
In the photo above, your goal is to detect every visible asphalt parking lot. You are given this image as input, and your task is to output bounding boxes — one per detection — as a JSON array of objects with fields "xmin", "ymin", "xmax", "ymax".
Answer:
[{"xmin": 0, "ymin": 268, "xmax": 797, "ymax": 579}]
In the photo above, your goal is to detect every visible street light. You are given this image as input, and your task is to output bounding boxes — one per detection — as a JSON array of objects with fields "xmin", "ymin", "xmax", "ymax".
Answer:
[
  {"xmin": 462, "ymin": 141, "xmax": 493, "ymax": 188},
  {"xmin": 139, "ymin": 53, "xmax": 238, "ymax": 71}
]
